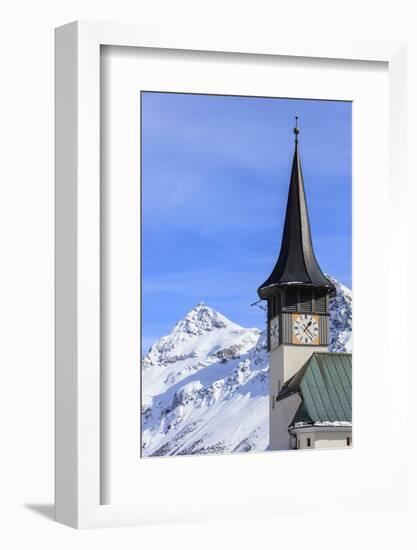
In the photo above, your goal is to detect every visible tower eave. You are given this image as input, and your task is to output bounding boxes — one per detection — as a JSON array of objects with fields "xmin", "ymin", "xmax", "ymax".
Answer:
[{"xmin": 257, "ymin": 279, "xmax": 336, "ymax": 300}]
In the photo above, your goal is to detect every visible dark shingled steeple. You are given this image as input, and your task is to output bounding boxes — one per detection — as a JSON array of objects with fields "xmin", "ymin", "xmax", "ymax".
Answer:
[{"xmin": 258, "ymin": 119, "xmax": 335, "ymax": 299}]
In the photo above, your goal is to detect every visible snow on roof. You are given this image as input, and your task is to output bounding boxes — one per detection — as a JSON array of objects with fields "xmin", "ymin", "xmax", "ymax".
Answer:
[{"xmin": 291, "ymin": 420, "xmax": 352, "ymax": 429}]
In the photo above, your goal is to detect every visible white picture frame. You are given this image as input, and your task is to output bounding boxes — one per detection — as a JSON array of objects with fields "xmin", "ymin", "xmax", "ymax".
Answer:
[{"xmin": 55, "ymin": 21, "xmax": 407, "ymax": 529}]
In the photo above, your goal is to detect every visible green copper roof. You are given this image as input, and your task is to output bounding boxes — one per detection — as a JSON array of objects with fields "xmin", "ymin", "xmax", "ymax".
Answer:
[{"xmin": 278, "ymin": 352, "xmax": 352, "ymax": 426}]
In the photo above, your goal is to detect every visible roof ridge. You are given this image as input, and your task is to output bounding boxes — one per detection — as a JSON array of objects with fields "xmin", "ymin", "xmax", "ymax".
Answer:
[{"xmin": 313, "ymin": 351, "xmax": 352, "ymax": 357}]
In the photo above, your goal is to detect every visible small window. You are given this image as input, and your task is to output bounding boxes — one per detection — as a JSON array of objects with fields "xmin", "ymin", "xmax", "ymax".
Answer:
[
  {"xmin": 299, "ymin": 290, "xmax": 312, "ymax": 312},
  {"xmin": 285, "ymin": 289, "xmax": 298, "ymax": 311},
  {"xmin": 347, "ymin": 436, "xmax": 351, "ymax": 446},
  {"xmin": 307, "ymin": 437, "xmax": 311, "ymax": 447},
  {"xmin": 272, "ymin": 396, "xmax": 275, "ymax": 409},
  {"xmin": 314, "ymin": 291, "xmax": 327, "ymax": 314},
  {"xmin": 297, "ymin": 438, "xmax": 300, "ymax": 449}
]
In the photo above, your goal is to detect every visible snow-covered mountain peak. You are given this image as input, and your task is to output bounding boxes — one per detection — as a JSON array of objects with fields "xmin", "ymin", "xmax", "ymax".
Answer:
[
  {"xmin": 142, "ymin": 303, "xmax": 261, "ymax": 377},
  {"xmin": 171, "ymin": 302, "xmax": 241, "ymax": 336}
]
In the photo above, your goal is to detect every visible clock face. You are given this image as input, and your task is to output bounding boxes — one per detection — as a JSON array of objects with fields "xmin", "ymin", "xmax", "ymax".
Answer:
[
  {"xmin": 269, "ymin": 316, "xmax": 280, "ymax": 350},
  {"xmin": 292, "ymin": 314, "xmax": 319, "ymax": 345}
]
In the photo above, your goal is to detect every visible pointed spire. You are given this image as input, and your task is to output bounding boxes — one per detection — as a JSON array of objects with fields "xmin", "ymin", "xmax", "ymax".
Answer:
[{"xmin": 258, "ymin": 120, "xmax": 335, "ymax": 298}]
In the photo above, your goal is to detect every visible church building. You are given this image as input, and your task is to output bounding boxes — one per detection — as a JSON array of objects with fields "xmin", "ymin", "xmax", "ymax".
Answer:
[{"xmin": 257, "ymin": 119, "xmax": 352, "ymax": 451}]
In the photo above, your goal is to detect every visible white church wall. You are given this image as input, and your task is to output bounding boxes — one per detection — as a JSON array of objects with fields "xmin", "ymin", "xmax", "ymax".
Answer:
[
  {"xmin": 270, "ymin": 345, "xmax": 328, "ymax": 391},
  {"xmin": 270, "ymin": 393, "xmax": 301, "ymax": 450},
  {"xmin": 289, "ymin": 428, "xmax": 352, "ymax": 450},
  {"xmin": 314, "ymin": 431, "xmax": 352, "ymax": 449},
  {"xmin": 295, "ymin": 431, "xmax": 316, "ymax": 449}
]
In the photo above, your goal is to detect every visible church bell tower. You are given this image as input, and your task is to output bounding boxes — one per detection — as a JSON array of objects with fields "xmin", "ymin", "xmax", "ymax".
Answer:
[{"xmin": 257, "ymin": 118, "xmax": 336, "ymax": 449}]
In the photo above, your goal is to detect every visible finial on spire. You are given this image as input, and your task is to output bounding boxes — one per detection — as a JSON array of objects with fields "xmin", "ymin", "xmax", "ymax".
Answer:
[{"xmin": 294, "ymin": 115, "xmax": 300, "ymax": 145}]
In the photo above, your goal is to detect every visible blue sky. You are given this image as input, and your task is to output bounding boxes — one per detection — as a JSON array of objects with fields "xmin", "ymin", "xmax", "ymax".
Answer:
[{"xmin": 141, "ymin": 92, "xmax": 352, "ymax": 352}]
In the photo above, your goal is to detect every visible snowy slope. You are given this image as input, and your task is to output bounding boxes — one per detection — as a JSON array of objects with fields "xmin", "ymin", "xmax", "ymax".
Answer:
[
  {"xmin": 327, "ymin": 275, "xmax": 352, "ymax": 353},
  {"xmin": 141, "ymin": 279, "xmax": 352, "ymax": 457}
]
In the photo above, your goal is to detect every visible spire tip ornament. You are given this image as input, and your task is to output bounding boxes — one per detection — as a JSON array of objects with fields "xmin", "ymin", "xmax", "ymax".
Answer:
[{"xmin": 294, "ymin": 115, "xmax": 300, "ymax": 144}]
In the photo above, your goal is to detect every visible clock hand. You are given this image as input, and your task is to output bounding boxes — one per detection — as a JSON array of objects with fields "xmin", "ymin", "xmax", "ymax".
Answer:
[
  {"xmin": 302, "ymin": 320, "xmax": 313, "ymax": 333},
  {"xmin": 305, "ymin": 327, "xmax": 314, "ymax": 339}
]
